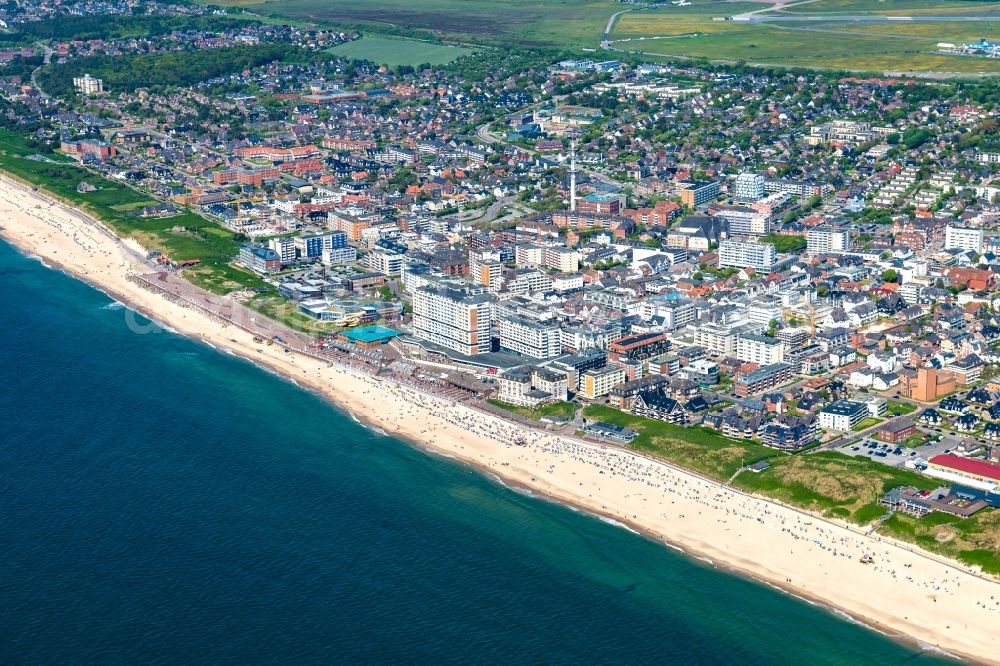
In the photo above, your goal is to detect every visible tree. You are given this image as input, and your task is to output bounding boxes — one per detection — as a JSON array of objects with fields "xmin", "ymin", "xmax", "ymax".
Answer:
[
  {"xmin": 816, "ymin": 285, "xmax": 829, "ymax": 298},
  {"xmin": 882, "ymin": 269, "xmax": 898, "ymax": 283}
]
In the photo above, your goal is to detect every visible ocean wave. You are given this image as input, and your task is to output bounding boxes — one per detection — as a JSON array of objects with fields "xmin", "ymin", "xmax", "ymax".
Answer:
[
  {"xmin": 918, "ymin": 643, "xmax": 959, "ymax": 660},
  {"xmin": 26, "ymin": 253, "xmax": 51, "ymax": 269},
  {"xmin": 830, "ymin": 609, "xmax": 888, "ymax": 636},
  {"xmin": 102, "ymin": 301, "xmax": 125, "ymax": 310},
  {"xmin": 597, "ymin": 515, "xmax": 640, "ymax": 536}
]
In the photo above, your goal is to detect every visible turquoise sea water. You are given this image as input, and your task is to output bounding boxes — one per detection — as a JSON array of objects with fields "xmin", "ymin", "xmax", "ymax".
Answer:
[{"xmin": 0, "ymin": 240, "xmax": 956, "ymax": 665}]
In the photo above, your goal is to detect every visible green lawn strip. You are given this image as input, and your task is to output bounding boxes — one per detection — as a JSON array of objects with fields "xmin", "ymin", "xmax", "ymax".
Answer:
[
  {"xmin": 853, "ymin": 417, "xmax": 883, "ymax": 432},
  {"xmin": 582, "ymin": 404, "xmax": 780, "ymax": 481},
  {"xmin": 887, "ymin": 401, "xmax": 917, "ymax": 416},
  {"xmin": 489, "ymin": 399, "xmax": 579, "ymax": 422}
]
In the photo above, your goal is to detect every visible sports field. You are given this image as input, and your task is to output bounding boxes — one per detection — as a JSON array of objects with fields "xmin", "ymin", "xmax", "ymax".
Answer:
[{"xmin": 329, "ymin": 37, "xmax": 476, "ymax": 66}]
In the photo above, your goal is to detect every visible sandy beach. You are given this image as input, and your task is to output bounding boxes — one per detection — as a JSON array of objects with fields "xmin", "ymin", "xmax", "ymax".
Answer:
[{"xmin": 2, "ymin": 174, "xmax": 1000, "ymax": 664}]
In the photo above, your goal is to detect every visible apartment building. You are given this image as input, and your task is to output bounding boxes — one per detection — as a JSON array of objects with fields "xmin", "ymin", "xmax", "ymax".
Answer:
[
  {"xmin": 544, "ymin": 246, "xmax": 580, "ymax": 272},
  {"xmin": 819, "ymin": 400, "xmax": 868, "ymax": 432},
  {"xmin": 581, "ymin": 364, "xmax": 627, "ymax": 400},
  {"xmin": 268, "ymin": 236, "xmax": 296, "ymax": 265},
  {"xmin": 736, "ymin": 333, "xmax": 785, "ymax": 366},
  {"xmin": 412, "ymin": 283, "xmax": 494, "ymax": 355},
  {"xmin": 718, "ymin": 239, "xmax": 777, "ymax": 272},
  {"xmin": 239, "ymin": 243, "xmax": 281, "ymax": 275},
  {"xmin": 717, "ymin": 206, "xmax": 769, "ymax": 237},
  {"xmin": 497, "ymin": 365, "xmax": 568, "ymax": 407},
  {"xmin": 678, "ymin": 180, "xmax": 721, "ymax": 207},
  {"xmin": 560, "ymin": 324, "xmax": 622, "ymax": 353},
  {"xmin": 945, "ymin": 225, "xmax": 985, "ymax": 254},
  {"xmin": 734, "ymin": 362, "xmax": 794, "ymax": 397},
  {"xmin": 499, "ymin": 316, "xmax": 562, "ymax": 359},
  {"xmin": 367, "ymin": 247, "xmax": 404, "ymax": 275},
  {"xmin": 807, "ymin": 225, "xmax": 851, "ymax": 256},
  {"xmin": 733, "ymin": 172, "xmax": 765, "ymax": 202}
]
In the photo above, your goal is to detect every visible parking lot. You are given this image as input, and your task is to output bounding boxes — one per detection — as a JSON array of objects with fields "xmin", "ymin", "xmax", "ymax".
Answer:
[{"xmin": 838, "ymin": 428, "xmax": 954, "ymax": 469}]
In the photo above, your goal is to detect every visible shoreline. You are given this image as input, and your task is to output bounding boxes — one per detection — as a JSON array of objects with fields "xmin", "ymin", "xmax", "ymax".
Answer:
[{"xmin": 2, "ymin": 174, "xmax": 999, "ymax": 664}]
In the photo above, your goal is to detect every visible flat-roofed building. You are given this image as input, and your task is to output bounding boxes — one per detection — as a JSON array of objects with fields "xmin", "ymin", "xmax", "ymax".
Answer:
[
  {"xmin": 499, "ymin": 316, "xmax": 562, "ymax": 359},
  {"xmin": 412, "ymin": 283, "xmax": 494, "ymax": 355},
  {"xmin": 736, "ymin": 333, "xmax": 785, "ymax": 366},
  {"xmin": 925, "ymin": 454, "xmax": 1000, "ymax": 492},
  {"xmin": 581, "ymin": 364, "xmax": 626, "ymax": 400},
  {"xmin": 734, "ymin": 362, "xmax": 793, "ymax": 397},
  {"xmin": 719, "ymin": 239, "xmax": 776, "ymax": 272},
  {"xmin": 819, "ymin": 400, "xmax": 868, "ymax": 432}
]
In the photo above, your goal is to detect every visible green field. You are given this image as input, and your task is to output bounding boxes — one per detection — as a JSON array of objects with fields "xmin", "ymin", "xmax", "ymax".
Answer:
[
  {"xmin": 329, "ymin": 37, "xmax": 476, "ymax": 66},
  {"xmin": 608, "ymin": 1, "xmax": 1000, "ymax": 74},
  {"xmin": 196, "ymin": 0, "xmax": 1000, "ymax": 73},
  {"xmin": 0, "ymin": 129, "xmax": 264, "ymax": 294},
  {"xmin": 205, "ymin": 0, "xmax": 621, "ymax": 47}
]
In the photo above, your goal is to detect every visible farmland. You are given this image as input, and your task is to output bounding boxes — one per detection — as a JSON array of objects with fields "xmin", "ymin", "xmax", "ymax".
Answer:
[
  {"xmin": 199, "ymin": 0, "xmax": 1000, "ymax": 74},
  {"xmin": 206, "ymin": 0, "xmax": 621, "ymax": 47},
  {"xmin": 328, "ymin": 36, "xmax": 476, "ymax": 66},
  {"xmin": 607, "ymin": 0, "xmax": 1000, "ymax": 74}
]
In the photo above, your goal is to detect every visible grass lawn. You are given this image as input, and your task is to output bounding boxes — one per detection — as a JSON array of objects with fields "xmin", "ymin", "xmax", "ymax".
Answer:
[
  {"xmin": 488, "ymin": 399, "xmax": 579, "ymax": 422},
  {"xmin": 734, "ymin": 451, "xmax": 938, "ymax": 521},
  {"xmin": 887, "ymin": 401, "xmax": 917, "ymax": 416},
  {"xmin": 853, "ymin": 417, "xmax": 884, "ymax": 432},
  {"xmin": 582, "ymin": 404, "xmax": 780, "ymax": 481},
  {"xmin": 328, "ymin": 37, "xmax": 476, "ymax": 66},
  {"xmin": 0, "ymin": 129, "xmax": 261, "ymax": 294}
]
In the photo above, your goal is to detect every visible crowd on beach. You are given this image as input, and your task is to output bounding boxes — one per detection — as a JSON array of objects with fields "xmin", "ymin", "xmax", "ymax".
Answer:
[
  {"xmin": 341, "ymin": 364, "xmax": 1000, "ymax": 620},
  {"xmin": 5, "ymin": 174, "xmax": 1000, "ymax": 658}
]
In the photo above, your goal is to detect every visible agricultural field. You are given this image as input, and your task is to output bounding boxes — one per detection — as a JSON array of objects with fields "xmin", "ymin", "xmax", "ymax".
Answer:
[
  {"xmin": 608, "ymin": 0, "xmax": 1000, "ymax": 74},
  {"xmin": 205, "ymin": 0, "xmax": 621, "ymax": 47},
  {"xmin": 328, "ymin": 36, "xmax": 476, "ymax": 66}
]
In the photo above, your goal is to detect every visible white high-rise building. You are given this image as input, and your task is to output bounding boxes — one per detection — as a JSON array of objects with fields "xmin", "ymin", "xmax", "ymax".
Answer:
[
  {"xmin": 945, "ymin": 225, "xmax": 984, "ymax": 253},
  {"xmin": 498, "ymin": 316, "xmax": 562, "ymax": 359},
  {"xmin": 412, "ymin": 283, "xmax": 494, "ymax": 355},
  {"xmin": 73, "ymin": 73, "xmax": 104, "ymax": 95},
  {"xmin": 718, "ymin": 239, "xmax": 777, "ymax": 272},
  {"xmin": 807, "ymin": 225, "xmax": 850, "ymax": 256},
  {"xmin": 268, "ymin": 236, "xmax": 296, "ymax": 265},
  {"xmin": 733, "ymin": 173, "xmax": 765, "ymax": 202}
]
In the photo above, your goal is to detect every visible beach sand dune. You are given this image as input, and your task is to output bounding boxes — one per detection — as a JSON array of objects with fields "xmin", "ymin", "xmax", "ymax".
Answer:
[{"xmin": 1, "ymin": 174, "xmax": 998, "ymax": 664}]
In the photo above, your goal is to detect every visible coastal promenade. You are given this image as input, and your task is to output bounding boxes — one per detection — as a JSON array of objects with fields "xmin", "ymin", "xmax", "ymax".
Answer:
[{"xmin": 2, "ymin": 174, "xmax": 1000, "ymax": 663}]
